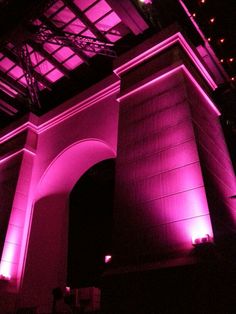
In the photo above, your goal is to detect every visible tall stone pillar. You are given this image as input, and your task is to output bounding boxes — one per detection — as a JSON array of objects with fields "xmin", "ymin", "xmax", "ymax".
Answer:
[
  {"xmin": 0, "ymin": 117, "xmax": 37, "ymax": 306},
  {"xmin": 102, "ymin": 26, "xmax": 236, "ymax": 313}
]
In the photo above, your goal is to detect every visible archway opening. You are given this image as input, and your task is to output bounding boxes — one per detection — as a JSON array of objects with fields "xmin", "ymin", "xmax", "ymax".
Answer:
[{"xmin": 67, "ymin": 158, "xmax": 115, "ymax": 288}]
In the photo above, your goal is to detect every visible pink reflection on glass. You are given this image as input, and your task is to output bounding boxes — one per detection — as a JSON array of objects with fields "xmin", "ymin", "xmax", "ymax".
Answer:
[
  {"xmin": 63, "ymin": 55, "xmax": 83, "ymax": 70},
  {"xmin": 35, "ymin": 60, "xmax": 54, "ymax": 75},
  {"xmin": 46, "ymin": 68, "xmax": 64, "ymax": 82},
  {"xmin": 43, "ymin": 42, "xmax": 61, "ymax": 54},
  {"xmin": 53, "ymin": 47, "xmax": 74, "ymax": 62},
  {"xmin": 53, "ymin": 7, "xmax": 75, "ymax": 25},
  {"xmin": 18, "ymin": 76, "xmax": 27, "ymax": 87},
  {"xmin": 95, "ymin": 12, "xmax": 121, "ymax": 32},
  {"xmin": 0, "ymin": 57, "xmax": 14, "ymax": 72},
  {"xmin": 44, "ymin": 0, "xmax": 64, "ymax": 17},
  {"xmin": 30, "ymin": 51, "xmax": 44, "ymax": 66},
  {"xmin": 8, "ymin": 65, "xmax": 24, "ymax": 79},
  {"xmin": 74, "ymin": 0, "xmax": 96, "ymax": 11},
  {"xmin": 85, "ymin": 0, "xmax": 112, "ymax": 23},
  {"xmin": 64, "ymin": 18, "xmax": 85, "ymax": 34}
]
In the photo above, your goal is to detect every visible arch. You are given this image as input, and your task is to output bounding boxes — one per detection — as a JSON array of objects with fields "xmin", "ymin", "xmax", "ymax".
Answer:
[
  {"xmin": 35, "ymin": 138, "xmax": 116, "ymax": 201},
  {"xmin": 20, "ymin": 139, "xmax": 116, "ymax": 312}
]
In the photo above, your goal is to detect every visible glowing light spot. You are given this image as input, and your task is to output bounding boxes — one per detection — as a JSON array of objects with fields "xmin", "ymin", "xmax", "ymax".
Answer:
[
  {"xmin": 139, "ymin": 0, "xmax": 152, "ymax": 3},
  {"xmin": 0, "ymin": 274, "xmax": 11, "ymax": 281},
  {"xmin": 219, "ymin": 38, "xmax": 225, "ymax": 44},
  {"xmin": 192, "ymin": 13, "xmax": 196, "ymax": 17},
  {"xmin": 209, "ymin": 17, "xmax": 215, "ymax": 24},
  {"xmin": 229, "ymin": 58, "xmax": 234, "ymax": 63},
  {"xmin": 0, "ymin": 261, "xmax": 12, "ymax": 280},
  {"xmin": 192, "ymin": 234, "xmax": 213, "ymax": 246},
  {"xmin": 104, "ymin": 255, "xmax": 112, "ymax": 264}
]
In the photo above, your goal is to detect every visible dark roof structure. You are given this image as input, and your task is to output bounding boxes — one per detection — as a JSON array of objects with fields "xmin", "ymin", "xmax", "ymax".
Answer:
[{"xmin": 0, "ymin": 0, "xmax": 235, "ymax": 130}]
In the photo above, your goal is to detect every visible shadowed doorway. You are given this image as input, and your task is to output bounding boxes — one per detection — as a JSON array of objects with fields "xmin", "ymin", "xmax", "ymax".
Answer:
[{"xmin": 67, "ymin": 158, "xmax": 115, "ymax": 288}]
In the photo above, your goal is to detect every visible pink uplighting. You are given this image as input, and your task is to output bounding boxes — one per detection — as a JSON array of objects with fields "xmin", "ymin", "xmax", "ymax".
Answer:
[
  {"xmin": 117, "ymin": 65, "xmax": 220, "ymax": 116},
  {"xmin": 192, "ymin": 234, "xmax": 213, "ymax": 246},
  {"xmin": 0, "ymin": 274, "xmax": 11, "ymax": 281},
  {"xmin": 139, "ymin": 0, "xmax": 152, "ymax": 4},
  {"xmin": 114, "ymin": 31, "xmax": 217, "ymax": 90},
  {"xmin": 104, "ymin": 255, "xmax": 112, "ymax": 264}
]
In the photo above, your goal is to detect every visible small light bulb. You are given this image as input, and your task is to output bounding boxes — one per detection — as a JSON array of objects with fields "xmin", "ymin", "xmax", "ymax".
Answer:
[
  {"xmin": 220, "ymin": 59, "xmax": 224, "ymax": 63},
  {"xmin": 139, "ymin": 0, "xmax": 152, "ymax": 3},
  {"xmin": 229, "ymin": 58, "xmax": 234, "ymax": 63},
  {"xmin": 210, "ymin": 17, "xmax": 215, "ymax": 23},
  {"xmin": 192, "ymin": 13, "xmax": 196, "ymax": 17},
  {"xmin": 231, "ymin": 77, "xmax": 235, "ymax": 81},
  {"xmin": 207, "ymin": 37, "xmax": 211, "ymax": 42},
  {"xmin": 201, "ymin": 0, "xmax": 206, "ymax": 3},
  {"xmin": 219, "ymin": 38, "xmax": 225, "ymax": 44}
]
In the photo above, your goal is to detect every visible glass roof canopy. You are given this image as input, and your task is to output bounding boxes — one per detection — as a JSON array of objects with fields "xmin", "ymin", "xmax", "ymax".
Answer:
[{"xmin": 0, "ymin": 0, "xmax": 129, "ymax": 100}]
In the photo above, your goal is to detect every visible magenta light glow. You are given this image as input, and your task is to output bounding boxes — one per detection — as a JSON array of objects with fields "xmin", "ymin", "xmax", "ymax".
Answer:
[
  {"xmin": 0, "ymin": 274, "xmax": 11, "ymax": 281},
  {"xmin": 0, "ymin": 148, "xmax": 36, "ymax": 164},
  {"xmin": 104, "ymin": 255, "xmax": 112, "ymax": 264},
  {"xmin": 117, "ymin": 65, "xmax": 220, "ymax": 116},
  {"xmin": 178, "ymin": 0, "xmax": 228, "ymax": 82},
  {"xmin": 114, "ymin": 31, "xmax": 217, "ymax": 90},
  {"xmin": 192, "ymin": 234, "xmax": 213, "ymax": 246},
  {"xmin": 0, "ymin": 122, "xmax": 37, "ymax": 144},
  {"xmin": 0, "ymin": 80, "xmax": 119, "ymax": 141},
  {"xmin": 139, "ymin": 0, "xmax": 152, "ymax": 4}
]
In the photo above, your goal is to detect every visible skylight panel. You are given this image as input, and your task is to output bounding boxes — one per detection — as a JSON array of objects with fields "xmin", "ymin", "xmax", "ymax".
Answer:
[
  {"xmin": 8, "ymin": 65, "xmax": 24, "ymax": 80},
  {"xmin": 95, "ymin": 11, "xmax": 121, "ymax": 32},
  {"xmin": 53, "ymin": 46, "xmax": 74, "ymax": 62},
  {"xmin": 85, "ymin": 0, "xmax": 112, "ymax": 23},
  {"xmin": 74, "ymin": 0, "xmax": 97, "ymax": 12},
  {"xmin": 0, "ymin": 58, "xmax": 15, "ymax": 72},
  {"xmin": 35, "ymin": 60, "xmax": 54, "ymax": 75},
  {"xmin": 44, "ymin": 0, "xmax": 65, "ymax": 18},
  {"xmin": 53, "ymin": 7, "xmax": 76, "ymax": 26},
  {"xmin": 45, "ymin": 68, "xmax": 64, "ymax": 82},
  {"xmin": 63, "ymin": 18, "xmax": 86, "ymax": 34},
  {"xmin": 63, "ymin": 54, "xmax": 83, "ymax": 70}
]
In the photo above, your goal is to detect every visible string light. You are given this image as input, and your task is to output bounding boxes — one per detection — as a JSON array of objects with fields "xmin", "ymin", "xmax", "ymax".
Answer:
[{"xmin": 184, "ymin": 1, "xmax": 235, "ymax": 82}]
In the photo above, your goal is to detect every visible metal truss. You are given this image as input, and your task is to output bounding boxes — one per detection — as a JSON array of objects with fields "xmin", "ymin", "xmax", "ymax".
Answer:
[
  {"xmin": 7, "ymin": 18, "xmax": 116, "ymax": 110},
  {"xmin": 33, "ymin": 24, "xmax": 116, "ymax": 58},
  {"xmin": 16, "ymin": 44, "xmax": 41, "ymax": 110}
]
